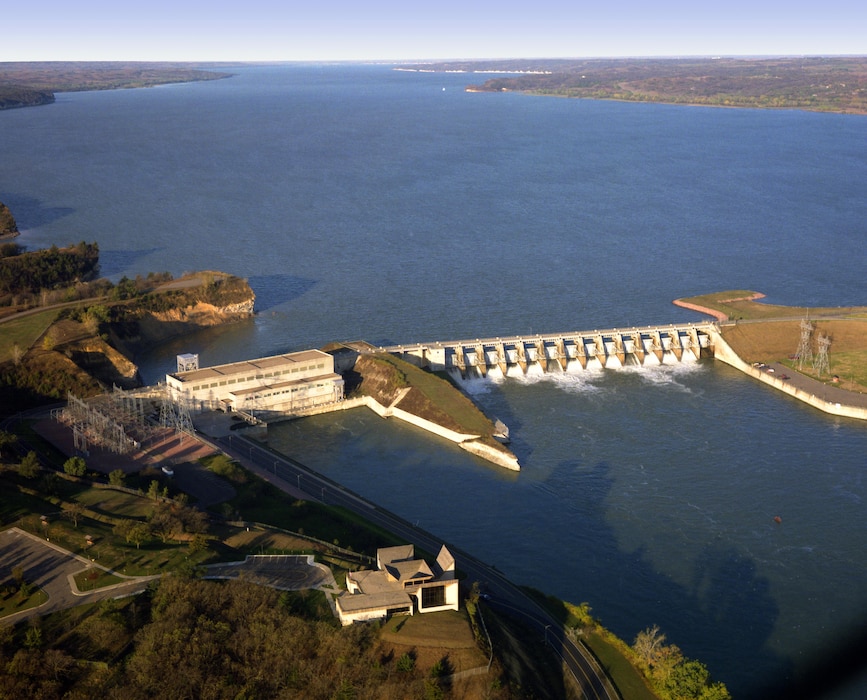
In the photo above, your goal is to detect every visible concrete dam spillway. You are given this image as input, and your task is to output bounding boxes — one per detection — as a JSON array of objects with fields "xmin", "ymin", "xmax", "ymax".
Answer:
[{"xmin": 378, "ymin": 323, "xmax": 716, "ymax": 379}]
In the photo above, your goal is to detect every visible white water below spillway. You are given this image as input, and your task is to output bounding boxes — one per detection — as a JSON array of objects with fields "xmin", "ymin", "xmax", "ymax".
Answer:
[
  {"xmin": 526, "ymin": 362, "xmax": 544, "ymax": 376},
  {"xmin": 606, "ymin": 355, "xmax": 623, "ymax": 369},
  {"xmin": 586, "ymin": 357, "xmax": 604, "ymax": 371},
  {"xmin": 623, "ymin": 354, "xmax": 642, "ymax": 367},
  {"xmin": 644, "ymin": 352, "xmax": 661, "ymax": 366},
  {"xmin": 566, "ymin": 359, "xmax": 585, "ymax": 373},
  {"xmin": 486, "ymin": 365, "xmax": 504, "ymax": 380},
  {"xmin": 506, "ymin": 364, "xmax": 524, "ymax": 378}
]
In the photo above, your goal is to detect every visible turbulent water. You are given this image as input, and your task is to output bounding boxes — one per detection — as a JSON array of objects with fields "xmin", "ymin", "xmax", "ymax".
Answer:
[{"xmin": 1, "ymin": 64, "xmax": 865, "ymax": 697}]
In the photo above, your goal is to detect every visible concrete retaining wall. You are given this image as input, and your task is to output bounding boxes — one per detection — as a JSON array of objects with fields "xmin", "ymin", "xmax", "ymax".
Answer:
[
  {"xmin": 710, "ymin": 329, "xmax": 867, "ymax": 421},
  {"xmin": 292, "ymin": 395, "xmax": 521, "ymax": 471}
]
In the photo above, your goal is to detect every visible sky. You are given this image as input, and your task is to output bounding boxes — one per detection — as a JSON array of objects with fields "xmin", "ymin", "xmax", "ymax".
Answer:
[{"xmin": 4, "ymin": 1, "xmax": 865, "ymax": 62}]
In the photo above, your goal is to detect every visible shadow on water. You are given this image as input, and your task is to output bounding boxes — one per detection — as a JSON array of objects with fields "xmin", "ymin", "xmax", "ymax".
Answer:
[
  {"xmin": 98, "ymin": 247, "xmax": 164, "ymax": 278},
  {"xmin": 547, "ymin": 458, "xmax": 788, "ymax": 698},
  {"xmin": 247, "ymin": 273, "xmax": 317, "ymax": 312},
  {"xmin": 2, "ymin": 193, "xmax": 74, "ymax": 230}
]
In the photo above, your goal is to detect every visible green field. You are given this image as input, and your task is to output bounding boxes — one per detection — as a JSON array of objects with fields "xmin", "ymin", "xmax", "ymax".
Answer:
[{"xmin": 0, "ymin": 309, "xmax": 60, "ymax": 362}]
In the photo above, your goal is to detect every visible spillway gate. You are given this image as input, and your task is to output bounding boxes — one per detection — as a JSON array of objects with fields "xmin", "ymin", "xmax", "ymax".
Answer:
[{"xmin": 375, "ymin": 323, "xmax": 717, "ymax": 378}]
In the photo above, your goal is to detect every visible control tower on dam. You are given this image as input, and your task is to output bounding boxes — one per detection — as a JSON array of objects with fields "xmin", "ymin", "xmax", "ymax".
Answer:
[{"xmin": 376, "ymin": 323, "xmax": 717, "ymax": 378}]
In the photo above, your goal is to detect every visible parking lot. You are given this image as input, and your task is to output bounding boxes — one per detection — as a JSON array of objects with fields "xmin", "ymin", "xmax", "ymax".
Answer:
[
  {"xmin": 203, "ymin": 554, "xmax": 338, "ymax": 593},
  {"xmin": 0, "ymin": 528, "xmax": 156, "ymax": 625}
]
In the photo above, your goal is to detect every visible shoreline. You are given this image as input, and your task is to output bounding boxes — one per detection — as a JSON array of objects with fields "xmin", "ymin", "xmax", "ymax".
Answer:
[
  {"xmin": 672, "ymin": 292, "xmax": 766, "ymax": 322},
  {"xmin": 708, "ymin": 326, "xmax": 867, "ymax": 421}
]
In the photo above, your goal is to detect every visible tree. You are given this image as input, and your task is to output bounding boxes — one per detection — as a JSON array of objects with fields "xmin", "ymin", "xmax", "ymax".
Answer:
[
  {"xmin": 634, "ymin": 624, "xmax": 667, "ymax": 668},
  {"xmin": 42, "ymin": 648, "xmax": 76, "ymax": 682},
  {"xmin": 23, "ymin": 625, "xmax": 42, "ymax": 650},
  {"xmin": 114, "ymin": 519, "xmax": 150, "ymax": 549},
  {"xmin": 149, "ymin": 505, "xmax": 181, "ymax": 544},
  {"xmin": 665, "ymin": 659, "xmax": 728, "ymax": 700},
  {"xmin": 147, "ymin": 479, "xmax": 162, "ymax": 501},
  {"xmin": 39, "ymin": 471, "xmax": 59, "ymax": 496},
  {"xmin": 396, "ymin": 652, "xmax": 416, "ymax": 673},
  {"xmin": 9, "ymin": 343, "xmax": 23, "ymax": 365},
  {"xmin": 188, "ymin": 533, "xmax": 208, "ymax": 554},
  {"xmin": 108, "ymin": 468, "xmax": 125, "ymax": 486},
  {"xmin": 63, "ymin": 456, "xmax": 87, "ymax": 477},
  {"xmin": 62, "ymin": 501, "xmax": 85, "ymax": 529},
  {"xmin": 18, "ymin": 451, "xmax": 40, "ymax": 479},
  {"xmin": 41, "ymin": 327, "xmax": 58, "ymax": 350},
  {"xmin": 0, "ymin": 430, "xmax": 18, "ymax": 457},
  {"xmin": 127, "ymin": 522, "xmax": 150, "ymax": 550}
]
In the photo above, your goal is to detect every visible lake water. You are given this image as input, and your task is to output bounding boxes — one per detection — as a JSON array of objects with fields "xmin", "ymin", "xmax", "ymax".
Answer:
[{"xmin": 1, "ymin": 64, "xmax": 865, "ymax": 697}]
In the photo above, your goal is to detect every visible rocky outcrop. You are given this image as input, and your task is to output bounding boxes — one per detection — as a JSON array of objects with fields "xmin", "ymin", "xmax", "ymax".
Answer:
[
  {"xmin": 67, "ymin": 337, "xmax": 140, "ymax": 389},
  {"xmin": 112, "ymin": 298, "xmax": 255, "ymax": 359}
]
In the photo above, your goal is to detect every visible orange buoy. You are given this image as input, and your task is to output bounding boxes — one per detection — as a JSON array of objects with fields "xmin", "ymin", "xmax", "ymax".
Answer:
[{"xmin": 773, "ymin": 515, "xmax": 782, "ymax": 524}]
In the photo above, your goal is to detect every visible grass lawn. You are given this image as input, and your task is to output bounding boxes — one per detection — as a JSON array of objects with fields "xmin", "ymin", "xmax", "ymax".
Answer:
[
  {"xmin": 679, "ymin": 291, "xmax": 867, "ymax": 393},
  {"xmin": 721, "ymin": 318, "xmax": 867, "ymax": 392},
  {"xmin": 678, "ymin": 290, "xmax": 867, "ymax": 322},
  {"xmin": 2, "ymin": 469, "xmax": 215, "ymax": 577},
  {"xmin": 583, "ymin": 631, "xmax": 657, "ymax": 700},
  {"xmin": 0, "ymin": 308, "xmax": 60, "ymax": 362},
  {"xmin": 0, "ymin": 586, "xmax": 48, "ymax": 618},
  {"xmin": 521, "ymin": 586, "xmax": 657, "ymax": 699},
  {"xmin": 74, "ymin": 488, "xmax": 155, "ymax": 518},
  {"xmin": 221, "ymin": 462, "xmax": 402, "ymax": 556},
  {"xmin": 73, "ymin": 567, "xmax": 126, "ymax": 591},
  {"xmin": 380, "ymin": 609, "xmax": 488, "ymax": 674}
]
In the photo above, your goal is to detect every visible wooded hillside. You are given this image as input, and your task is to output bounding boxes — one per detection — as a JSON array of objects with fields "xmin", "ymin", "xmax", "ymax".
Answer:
[{"xmin": 0, "ymin": 62, "xmax": 231, "ymax": 110}]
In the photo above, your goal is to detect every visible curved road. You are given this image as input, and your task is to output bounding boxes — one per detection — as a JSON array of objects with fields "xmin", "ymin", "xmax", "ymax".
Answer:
[{"xmin": 217, "ymin": 432, "xmax": 619, "ymax": 700}]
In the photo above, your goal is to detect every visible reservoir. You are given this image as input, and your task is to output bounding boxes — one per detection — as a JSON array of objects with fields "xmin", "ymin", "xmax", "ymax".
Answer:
[{"xmin": 1, "ymin": 64, "xmax": 865, "ymax": 697}]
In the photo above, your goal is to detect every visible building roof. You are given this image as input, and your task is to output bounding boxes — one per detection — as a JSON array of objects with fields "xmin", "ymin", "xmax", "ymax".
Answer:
[
  {"xmin": 386, "ymin": 559, "xmax": 433, "ymax": 583},
  {"xmin": 377, "ymin": 544, "xmax": 415, "ymax": 566},
  {"xmin": 435, "ymin": 545, "xmax": 455, "ymax": 576},
  {"xmin": 340, "ymin": 543, "xmax": 457, "ymax": 621},
  {"xmin": 168, "ymin": 348, "xmax": 330, "ymax": 384}
]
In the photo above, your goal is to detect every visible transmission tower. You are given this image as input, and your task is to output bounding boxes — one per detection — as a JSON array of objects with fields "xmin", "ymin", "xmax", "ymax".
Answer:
[
  {"xmin": 159, "ymin": 386, "xmax": 194, "ymax": 436},
  {"xmin": 813, "ymin": 334, "xmax": 831, "ymax": 377},
  {"xmin": 795, "ymin": 319, "xmax": 814, "ymax": 370}
]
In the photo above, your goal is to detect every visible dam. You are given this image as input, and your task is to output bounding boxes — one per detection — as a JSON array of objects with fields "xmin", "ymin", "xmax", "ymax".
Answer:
[{"xmin": 375, "ymin": 322, "xmax": 717, "ymax": 379}]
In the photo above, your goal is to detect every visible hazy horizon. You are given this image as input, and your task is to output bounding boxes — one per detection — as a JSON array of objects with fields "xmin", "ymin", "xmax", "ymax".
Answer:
[{"xmin": 5, "ymin": 1, "xmax": 864, "ymax": 63}]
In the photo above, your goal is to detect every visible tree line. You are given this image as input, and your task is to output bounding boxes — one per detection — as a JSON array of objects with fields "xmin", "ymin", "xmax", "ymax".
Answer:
[{"xmin": 0, "ymin": 241, "xmax": 99, "ymax": 296}]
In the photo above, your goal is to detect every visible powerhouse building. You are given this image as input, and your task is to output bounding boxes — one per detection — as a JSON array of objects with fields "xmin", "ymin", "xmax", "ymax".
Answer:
[{"xmin": 165, "ymin": 349, "xmax": 344, "ymax": 415}]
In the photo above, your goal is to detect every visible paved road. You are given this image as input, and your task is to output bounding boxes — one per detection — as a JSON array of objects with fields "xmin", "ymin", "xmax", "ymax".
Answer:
[
  {"xmin": 0, "ymin": 528, "xmax": 156, "ymax": 625},
  {"xmin": 762, "ymin": 362, "xmax": 867, "ymax": 409},
  {"xmin": 216, "ymin": 432, "xmax": 619, "ymax": 700}
]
